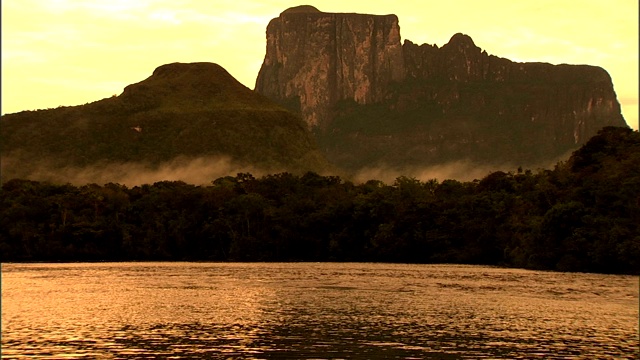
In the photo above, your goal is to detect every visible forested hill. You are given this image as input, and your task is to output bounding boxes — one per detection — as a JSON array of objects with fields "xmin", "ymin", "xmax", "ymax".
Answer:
[
  {"xmin": 0, "ymin": 62, "xmax": 330, "ymax": 182},
  {"xmin": 1, "ymin": 127, "xmax": 638, "ymax": 275}
]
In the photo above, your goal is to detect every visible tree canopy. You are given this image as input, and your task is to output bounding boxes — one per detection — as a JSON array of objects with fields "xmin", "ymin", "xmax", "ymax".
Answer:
[{"xmin": 1, "ymin": 127, "xmax": 638, "ymax": 274}]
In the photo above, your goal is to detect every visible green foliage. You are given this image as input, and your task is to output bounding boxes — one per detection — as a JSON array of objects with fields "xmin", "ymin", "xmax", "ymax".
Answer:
[
  {"xmin": 0, "ymin": 63, "xmax": 330, "ymax": 179},
  {"xmin": 1, "ymin": 128, "xmax": 638, "ymax": 274}
]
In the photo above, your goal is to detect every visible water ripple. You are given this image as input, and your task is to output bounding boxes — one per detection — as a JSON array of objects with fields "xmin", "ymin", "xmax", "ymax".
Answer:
[{"xmin": 2, "ymin": 263, "xmax": 638, "ymax": 359}]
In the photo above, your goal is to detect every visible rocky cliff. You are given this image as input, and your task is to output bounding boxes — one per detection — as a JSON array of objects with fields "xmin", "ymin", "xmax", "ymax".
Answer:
[
  {"xmin": 402, "ymin": 34, "xmax": 624, "ymax": 146},
  {"xmin": 255, "ymin": 5, "xmax": 404, "ymax": 130},
  {"xmin": 255, "ymin": 7, "xmax": 627, "ymax": 173}
]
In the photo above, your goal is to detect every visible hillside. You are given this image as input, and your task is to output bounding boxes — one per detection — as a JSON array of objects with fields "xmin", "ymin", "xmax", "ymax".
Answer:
[{"xmin": 1, "ymin": 62, "xmax": 330, "ymax": 184}]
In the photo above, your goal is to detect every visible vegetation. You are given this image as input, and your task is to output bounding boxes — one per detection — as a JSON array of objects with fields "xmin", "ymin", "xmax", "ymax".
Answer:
[
  {"xmin": 1, "ymin": 127, "xmax": 638, "ymax": 274},
  {"xmin": 320, "ymin": 77, "xmax": 623, "ymax": 172},
  {"xmin": 0, "ymin": 63, "xmax": 330, "ymax": 179}
]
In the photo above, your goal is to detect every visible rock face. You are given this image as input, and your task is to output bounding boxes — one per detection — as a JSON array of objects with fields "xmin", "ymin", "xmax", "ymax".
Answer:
[
  {"xmin": 255, "ymin": 8, "xmax": 627, "ymax": 173},
  {"xmin": 255, "ymin": 6, "xmax": 404, "ymax": 130},
  {"xmin": 402, "ymin": 34, "xmax": 623, "ymax": 146},
  {"xmin": 1, "ymin": 62, "xmax": 330, "ymax": 183}
]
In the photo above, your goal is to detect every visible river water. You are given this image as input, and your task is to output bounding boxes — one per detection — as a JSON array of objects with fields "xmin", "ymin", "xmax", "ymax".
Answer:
[{"xmin": 1, "ymin": 263, "xmax": 638, "ymax": 359}]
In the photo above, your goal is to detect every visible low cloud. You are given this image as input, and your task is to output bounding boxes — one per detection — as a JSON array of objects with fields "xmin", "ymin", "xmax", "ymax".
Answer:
[
  {"xmin": 351, "ymin": 156, "xmax": 567, "ymax": 185},
  {"xmin": 352, "ymin": 161, "xmax": 499, "ymax": 184},
  {"xmin": 2, "ymin": 152, "xmax": 572, "ymax": 187},
  {"xmin": 2, "ymin": 155, "xmax": 275, "ymax": 187}
]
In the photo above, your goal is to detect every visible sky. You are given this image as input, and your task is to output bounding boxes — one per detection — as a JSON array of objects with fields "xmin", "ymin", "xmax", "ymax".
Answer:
[{"xmin": 2, "ymin": 0, "xmax": 638, "ymax": 130}]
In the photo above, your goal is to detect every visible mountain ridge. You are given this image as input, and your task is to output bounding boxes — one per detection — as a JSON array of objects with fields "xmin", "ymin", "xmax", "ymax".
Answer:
[
  {"xmin": 1, "ymin": 8, "xmax": 629, "ymax": 184},
  {"xmin": 255, "ymin": 7, "xmax": 627, "ymax": 174},
  {"xmin": 255, "ymin": 6, "xmax": 627, "ymax": 175}
]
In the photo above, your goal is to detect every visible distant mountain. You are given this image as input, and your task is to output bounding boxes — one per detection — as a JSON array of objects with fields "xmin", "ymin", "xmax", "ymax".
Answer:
[
  {"xmin": 255, "ymin": 7, "xmax": 628, "ymax": 173},
  {"xmin": 1, "ymin": 62, "xmax": 330, "ymax": 183}
]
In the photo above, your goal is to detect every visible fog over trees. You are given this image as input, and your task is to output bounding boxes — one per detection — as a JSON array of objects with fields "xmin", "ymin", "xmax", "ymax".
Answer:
[{"xmin": 1, "ymin": 127, "xmax": 638, "ymax": 275}]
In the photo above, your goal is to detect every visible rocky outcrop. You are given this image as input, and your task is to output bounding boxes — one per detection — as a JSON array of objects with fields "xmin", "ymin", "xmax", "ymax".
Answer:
[
  {"xmin": 402, "ymin": 34, "xmax": 624, "ymax": 146},
  {"xmin": 256, "ymin": 8, "xmax": 627, "ymax": 172},
  {"xmin": 255, "ymin": 6, "xmax": 404, "ymax": 130}
]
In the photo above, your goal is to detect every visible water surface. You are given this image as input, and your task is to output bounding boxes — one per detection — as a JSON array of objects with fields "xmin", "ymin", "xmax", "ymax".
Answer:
[{"xmin": 2, "ymin": 263, "xmax": 638, "ymax": 358}]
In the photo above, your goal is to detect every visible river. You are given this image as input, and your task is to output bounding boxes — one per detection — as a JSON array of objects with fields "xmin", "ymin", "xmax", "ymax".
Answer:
[{"xmin": 1, "ymin": 262, "xmax": 638, "ymax": 359}]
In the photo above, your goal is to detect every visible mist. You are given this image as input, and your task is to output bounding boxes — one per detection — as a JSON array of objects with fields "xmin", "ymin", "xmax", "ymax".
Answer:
[
  {"xmin": 1, "ymin": 156, "xmax": 277, "ymax": 187},
  {"xmin": 350, "ymin": 155, "xmax": 570, "ymax": 185},
  {"xmin": 2, "ymin": 150, "xmax": 573, "ymax": 187}
]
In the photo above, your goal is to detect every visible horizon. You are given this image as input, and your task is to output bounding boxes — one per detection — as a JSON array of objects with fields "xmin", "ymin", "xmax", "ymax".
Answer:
[{"xmin": 2, "ymin": 1, "xmax": 638, "ymax": 130}]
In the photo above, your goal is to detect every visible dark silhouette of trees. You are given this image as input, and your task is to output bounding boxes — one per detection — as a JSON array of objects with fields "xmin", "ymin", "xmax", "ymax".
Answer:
[{"xmin": 1, "ymin": 127, "xmax": 638, "ymax": 274}]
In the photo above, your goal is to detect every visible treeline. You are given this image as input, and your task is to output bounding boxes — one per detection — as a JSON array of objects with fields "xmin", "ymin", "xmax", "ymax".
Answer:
[{"xmin": 1, "ymin": 127, "xmax": 638, "ymax": 274}]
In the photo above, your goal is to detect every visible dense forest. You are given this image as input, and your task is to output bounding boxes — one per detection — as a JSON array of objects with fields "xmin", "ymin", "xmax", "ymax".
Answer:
[{"xmin": 1, "ymin": 127, "xmax": 638, "ymax": 274}]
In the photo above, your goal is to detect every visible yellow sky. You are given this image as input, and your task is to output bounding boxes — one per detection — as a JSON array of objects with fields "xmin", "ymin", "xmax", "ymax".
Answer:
[{"xmin": 2, "ymin": 0, "xmax": 638, "ymax": 129}]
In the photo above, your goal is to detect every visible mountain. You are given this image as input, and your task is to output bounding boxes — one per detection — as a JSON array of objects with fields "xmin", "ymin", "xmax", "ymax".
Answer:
[
  {"xmin": 256, "ymin": 5, "xmax": 404, "ymax": 129},
  {"xmin": 255, "ymin": 7, "xmax": 628, "ymax": 173},
  {"xmin": 1, "ymin": 62, "xmax": 330, "ymax": 183}
]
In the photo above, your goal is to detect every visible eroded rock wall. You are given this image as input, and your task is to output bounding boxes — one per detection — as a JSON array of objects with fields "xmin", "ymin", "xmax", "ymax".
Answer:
[
  {"xmin": 402, "ymin": 34, "xmax": 625, "ymax": 145},
  {"xmin": 255, "ymin": 6, "xmax": 404, "ymax": 129},
  {"xmin": 255, "ymin": 7, "xmax": 627, "ymax": 171}
]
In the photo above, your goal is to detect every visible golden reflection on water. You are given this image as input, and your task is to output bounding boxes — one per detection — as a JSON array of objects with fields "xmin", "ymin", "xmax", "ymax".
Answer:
[{"xmin": 2, "ymin": 263, "xmax": 638, "ymax": 359}]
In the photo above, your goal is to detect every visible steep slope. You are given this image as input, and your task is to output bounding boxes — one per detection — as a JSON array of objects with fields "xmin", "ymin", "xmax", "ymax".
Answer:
[
  {"xmin": 324, "ymin": 34, "xmax": 626, "ymax": 171},
  {"xmin": 1, "ymin": 62, "xmax": 329, "ymax": 183},
  {"xmin": 255, "ymin": 7, "xmax": 627, "ymax": 173},
  {"xmin": 255, "ymin": 5, "xmax": 404, "ymax": 130}
]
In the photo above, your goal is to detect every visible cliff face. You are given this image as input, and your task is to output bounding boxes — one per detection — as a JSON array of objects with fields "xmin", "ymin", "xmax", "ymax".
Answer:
[
  {"xmin": 402, "ymin": 34, "xmax": 624, "ymax": 146},
  {"xmin": 255, "ymin": 6, "xmax": 404, "ymax": 129},
  {"xmin": 256, "ymin": 8, "xmax": 627, "ymax": 172}
]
